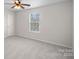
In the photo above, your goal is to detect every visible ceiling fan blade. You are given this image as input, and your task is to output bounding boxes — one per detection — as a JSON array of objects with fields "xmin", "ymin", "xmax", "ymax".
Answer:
[
  {"xmin": 11, "ymin": 0, "xmax": 16, "ymax": 3},
  {"xmin": 18, "ymin": 0, "xmax": 21, "ymax": 1},
  {"xmin": 11, "ymin": 0, "xmax": 21, "ymax": 3},
  {"xmin": 20, "ymin": 5, "xmax": 24, "ymax": 9},
  {"xmin": 11, "ymin": 6, "xmax": 15, "ymax": 8},
  {"xmin": 21, "ymin": 4, "xmax": 31, "ymax": 6}
]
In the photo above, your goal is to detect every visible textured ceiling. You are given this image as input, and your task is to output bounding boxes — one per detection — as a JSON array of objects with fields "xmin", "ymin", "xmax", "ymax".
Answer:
[{"xmin": 4, "ymin": 0, "xmax": 72, "ymax": 11}]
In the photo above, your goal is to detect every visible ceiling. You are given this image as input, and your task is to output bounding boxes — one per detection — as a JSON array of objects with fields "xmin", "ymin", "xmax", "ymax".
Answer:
[{"xmin": 4, "ymin": 0, "xmax": 72, "ymax": 11}]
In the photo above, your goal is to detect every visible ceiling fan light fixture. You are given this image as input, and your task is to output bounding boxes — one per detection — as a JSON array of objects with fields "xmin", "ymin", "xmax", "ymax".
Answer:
[
  {"xmin": 14, "ymin": 5, "xmax": 21, "ymax": 9},
  {"xmin": 15, "ymin": 0, "xmax": 19, "ymax": 4}
]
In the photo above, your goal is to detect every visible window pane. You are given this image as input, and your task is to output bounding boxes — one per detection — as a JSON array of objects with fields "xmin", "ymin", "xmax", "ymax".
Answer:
[{"xmin": 29, "ymin": 13, "xmax": 40, "ymax": 32}]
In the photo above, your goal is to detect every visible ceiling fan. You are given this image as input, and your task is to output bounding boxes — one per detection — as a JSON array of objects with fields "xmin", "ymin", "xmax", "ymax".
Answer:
[{"xmin": 5, "ymin": 0, "xmax": 31, "ymax": 9}]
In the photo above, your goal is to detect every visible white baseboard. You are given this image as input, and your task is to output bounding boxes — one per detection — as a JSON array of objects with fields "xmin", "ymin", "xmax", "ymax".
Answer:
[
  {"xmin": 4, "ymin": 35, "xmax": 16, "ymax": 39},
  {"xmin": 14, "ymin": 34, "xmax": 72, "ymax": 49}
]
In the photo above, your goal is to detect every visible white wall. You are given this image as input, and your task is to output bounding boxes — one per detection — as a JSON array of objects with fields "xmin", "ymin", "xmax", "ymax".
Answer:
[
  {"xmin": 15, "ymin": 1, "xmax": 73, "ymax": 48},
  {"xmin": 4, "ymin": 9, "xmax": 15, "ymax": 37}
]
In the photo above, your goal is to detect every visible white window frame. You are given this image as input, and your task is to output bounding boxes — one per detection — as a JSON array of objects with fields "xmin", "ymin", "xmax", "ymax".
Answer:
[{"xmin": 29, "ymin": 12, "xmax": 40, "ymax": 33}]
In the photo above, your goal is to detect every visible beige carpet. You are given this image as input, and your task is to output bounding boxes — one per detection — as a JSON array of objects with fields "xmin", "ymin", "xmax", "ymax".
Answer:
[{"xmin": 4, "ymin": 36, "xmax": 73, "ymax": 59}]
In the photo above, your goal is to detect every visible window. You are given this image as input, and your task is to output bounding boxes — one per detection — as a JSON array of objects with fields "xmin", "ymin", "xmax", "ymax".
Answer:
[{"xmin": 29, "ymin": 12, "xmax": 40, "ymax": 33}]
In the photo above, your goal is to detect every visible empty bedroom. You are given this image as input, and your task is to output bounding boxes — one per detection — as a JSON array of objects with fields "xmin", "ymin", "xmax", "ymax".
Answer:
[{"xmin": 4, "ymin": 0, "xmax": 74, "ymax": 59}]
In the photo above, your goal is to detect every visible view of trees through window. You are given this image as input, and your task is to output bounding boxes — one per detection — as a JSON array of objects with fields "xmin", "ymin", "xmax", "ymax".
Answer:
[{"xmin": 29, "ymin": 13, "xmax": 40, "ymax": 32}]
